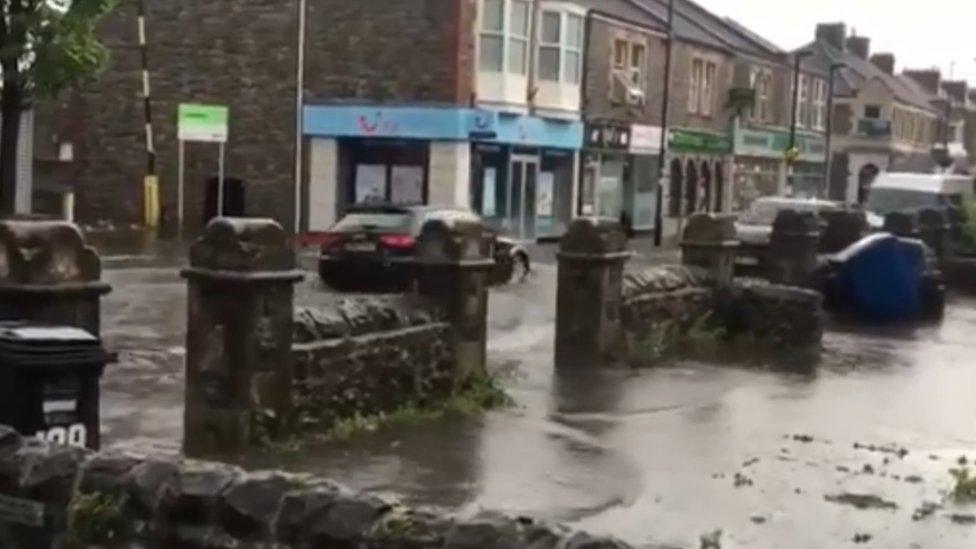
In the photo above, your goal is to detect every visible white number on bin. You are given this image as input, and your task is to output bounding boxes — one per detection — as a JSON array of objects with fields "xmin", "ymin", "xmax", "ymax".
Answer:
[{"xmin": 35, "ymin": 424, "xmax": 87, "ymax": 448}]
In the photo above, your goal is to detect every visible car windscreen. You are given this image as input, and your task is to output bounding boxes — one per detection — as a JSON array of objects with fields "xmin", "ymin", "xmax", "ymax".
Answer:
[
  {"xmin": 866, "ymin": 188, "xmax": 947, "ymax": 214},
  {"xmin": 332, "ymin": 212, "xmax": 412, "ymax": 233},
  {"xmin": 740, "ymin": 201, "xmax": 833, "ymax": 226}
]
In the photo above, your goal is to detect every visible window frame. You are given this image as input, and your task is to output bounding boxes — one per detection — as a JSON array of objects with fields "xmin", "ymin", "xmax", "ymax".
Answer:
[
  {"xmin": 811, "ymin": 78, "xmax": 827, "ymax": 130},
  {"xmin": 629, "ymin": 42, "xmax": 646, "ymax": 87},
  {"xmin": 797, "ymin": 74, "xmax": 810, "ymax": 128},
  {"xmin": 478, "ymin": 0, "xmax": 531, "ymax": 76},
  {"xmin": 689, "ymin": 58, "xmax": 703, "ymax": 114},
  {"xmin": 537, "ymin": 9, "xmax": 583, "ymax": 84},
  {"xmin": 701, "ymin": 61, "xmax": 716, "ymax": 116}
]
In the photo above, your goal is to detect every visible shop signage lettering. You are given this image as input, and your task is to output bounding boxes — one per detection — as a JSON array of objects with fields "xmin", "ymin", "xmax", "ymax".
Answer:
[
  {"xmin": 738, "ymin": 128, "xmax": 827, "ymax": 161},
  {"xmin": 669, "ymin": 130, "xmax": 731, "ymax": 153},
  {"xmin": 586, "ymin": 122, "xmax": 631, "ymax": 150}
]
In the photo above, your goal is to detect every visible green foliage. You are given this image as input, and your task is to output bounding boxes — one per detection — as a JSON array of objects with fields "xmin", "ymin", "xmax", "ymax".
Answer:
[
  {"xmin": 65, "ymin": 491, "xmax": 126, "ymax": 548},
  {"xmin": 0, "ymin": 0, "xmax": 119, "ymax": 97},
  {"xmin": 961, "ymin": 199, "xmax": 976, "ymax": 251},
  {"xmin": 629, "ymin": 312, "xmax": 727, "ymax": 366},
  {"xmin": 949, "ymin": 467, "xmax": 976, "ymax": 503},
  {"xmin": 324, "ymin": 372, "xmax": 514, "ymax": 441}
]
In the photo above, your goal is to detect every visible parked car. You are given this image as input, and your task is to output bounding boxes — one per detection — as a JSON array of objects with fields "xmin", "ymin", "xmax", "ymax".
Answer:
[
  {"xmin": 318, "ymin": 204, "xmax": 530, "ymax": 292},
  {"xmin": 736, "ymin": 197, "xmax": 844, "ymax": 246},
  {"xmin": 864, "ymin": 172, "xmax": 974, "ymax": 231}
]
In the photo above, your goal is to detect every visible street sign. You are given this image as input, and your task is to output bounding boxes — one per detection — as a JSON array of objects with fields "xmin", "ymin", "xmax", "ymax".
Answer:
[{"xmin": 178, "ymin": 104, "xmax": 229, "ymax": 143}]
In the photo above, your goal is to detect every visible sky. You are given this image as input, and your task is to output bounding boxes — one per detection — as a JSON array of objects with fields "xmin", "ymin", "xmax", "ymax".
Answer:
[{"xmin": 692, "ymin": 0, "xmax": 976, "ymax": 85}]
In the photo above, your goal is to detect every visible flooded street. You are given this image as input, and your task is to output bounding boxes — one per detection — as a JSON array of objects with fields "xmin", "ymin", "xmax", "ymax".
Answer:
[{"xmin": 95, "ymin": 233, "xmax": 976, "ymax": 548}]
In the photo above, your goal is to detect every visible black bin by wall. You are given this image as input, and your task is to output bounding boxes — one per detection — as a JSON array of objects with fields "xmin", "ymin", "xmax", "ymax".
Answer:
[{"xmin": 0, "ymin": 323, "xmax": 113, "ymax": 450}]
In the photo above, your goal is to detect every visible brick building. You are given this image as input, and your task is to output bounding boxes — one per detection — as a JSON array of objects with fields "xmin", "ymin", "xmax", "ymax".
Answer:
[{"xmin": 802, "ymin": 24, "xmax": 940, "ymax": 204}]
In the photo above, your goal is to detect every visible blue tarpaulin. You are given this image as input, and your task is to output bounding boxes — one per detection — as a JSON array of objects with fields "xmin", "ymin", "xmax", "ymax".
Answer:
[{"xmin": 831, "ymin": 234, "xmax": 926, "ymax": 321}]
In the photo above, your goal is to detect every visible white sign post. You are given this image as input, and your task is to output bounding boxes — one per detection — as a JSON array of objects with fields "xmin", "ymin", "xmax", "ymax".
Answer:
[{"xmin": 177, "ymin": 103, "xmax": 229, "ymax": 232}]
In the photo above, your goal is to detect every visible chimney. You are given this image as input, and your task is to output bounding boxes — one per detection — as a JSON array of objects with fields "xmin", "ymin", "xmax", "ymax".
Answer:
[
  {"xmin": 815, "ymin": 23, "xmax": 846, "ymax": 51},
  {"xmin": 942, "ymin": 81, "xmax": 968, "ymax": 103},
  {"xmin": 846, "ymin": 36, "xmax": 870, "ymax": 60},
  {"xmin": 870, "ymin": 53, "xmax": 895, "ymax": 75},
  {"xmin": 904, "ymin": 69, "xmax": 942, "ymax": 95}
]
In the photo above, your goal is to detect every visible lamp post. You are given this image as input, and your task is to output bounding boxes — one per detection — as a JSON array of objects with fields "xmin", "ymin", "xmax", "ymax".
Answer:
[
  {"xmin": 823, "ymin": 62, "xmax": 846, "ymax": 197},
  {"xmin": 653, "ymin": 0, "xmax": 675, "ymax": 248},
  {"xmin": 788, "ymin": 50, "xmax": 813, "ymax": 194}
]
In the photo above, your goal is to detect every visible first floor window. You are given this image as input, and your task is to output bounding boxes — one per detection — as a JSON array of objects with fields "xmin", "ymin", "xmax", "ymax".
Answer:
[
  {"xmin": 689, "ymin": 59, "xmax": 703, "ymax": 113},
  {"xmin": 479, "ymin": 0, "xmax": 529, "ymax": 74}
]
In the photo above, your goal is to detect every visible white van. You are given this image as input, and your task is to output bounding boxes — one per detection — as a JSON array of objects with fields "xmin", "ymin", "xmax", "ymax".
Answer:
[{"xmin": 865, "ymin": 173, "xmax": 974, "ymax": 229}]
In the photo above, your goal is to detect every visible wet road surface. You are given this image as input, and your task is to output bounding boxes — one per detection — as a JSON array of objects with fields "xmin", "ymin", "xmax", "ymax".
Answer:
[{"xmin": 95, "ymin": 232, "xmax": 976, "ymax": 548}]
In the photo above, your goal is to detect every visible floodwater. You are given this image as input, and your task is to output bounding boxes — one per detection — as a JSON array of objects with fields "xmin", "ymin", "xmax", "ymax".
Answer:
[{"xmin": 95, "ymin": 231, "xmax": 976, "ymax": 548}]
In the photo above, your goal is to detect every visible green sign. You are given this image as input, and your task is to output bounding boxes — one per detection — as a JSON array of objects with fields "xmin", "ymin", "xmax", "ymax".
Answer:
[
  {"xmin": 736, "ymin": 127, "xmax": 826, "ymax": 162},
  {"xmin": 669, "ymin": 129, "xmax": 731, "ymax": 153},
  {"xmin": 178, "ymin": 103, "xmax": 229, "ymax": 143}
]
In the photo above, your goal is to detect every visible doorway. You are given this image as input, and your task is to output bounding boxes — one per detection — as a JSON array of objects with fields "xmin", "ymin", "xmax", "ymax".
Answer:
[
  {"xmin": 204, "ymin": 176, "xmax": 245, "ymax": 225},
  {"xmin": 508, "ymin": 156, "xmax": 539, "ymax": 241}
]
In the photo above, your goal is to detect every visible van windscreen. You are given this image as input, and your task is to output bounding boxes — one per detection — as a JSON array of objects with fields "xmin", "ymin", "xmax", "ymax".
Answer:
[{"xmin": 866, "ymin": 188, "xmax": 943, "ymax": 214}]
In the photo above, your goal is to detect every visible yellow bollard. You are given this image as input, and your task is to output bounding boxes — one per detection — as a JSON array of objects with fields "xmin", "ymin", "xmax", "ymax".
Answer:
[{"xmin": 144, "ymin": 175, "xmax": 160, "ymax": 228}]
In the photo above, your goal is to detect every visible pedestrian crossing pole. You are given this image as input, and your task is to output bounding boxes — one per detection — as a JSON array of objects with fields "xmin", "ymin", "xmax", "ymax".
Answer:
[{"xmin": 137, "ymin": 0, "xmax": 159, "ymax": 228}]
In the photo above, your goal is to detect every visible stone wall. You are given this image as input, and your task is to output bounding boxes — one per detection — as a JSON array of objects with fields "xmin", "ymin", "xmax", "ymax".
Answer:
[
  {"xmin": 620, "ymin": 265, "xmax": 824, "ymax": 353},
  {"xmin": 0, "ymin": 426, "xmax": 632, "ymax": 548},
  {"xmin": 291, "ymin": 296, "xmax": 455, "ymax": 430}
]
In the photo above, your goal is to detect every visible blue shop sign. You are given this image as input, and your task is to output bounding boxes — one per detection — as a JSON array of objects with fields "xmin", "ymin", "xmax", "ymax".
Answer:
[
  {"xmin": 481, "ymin": 112, "xmax": 583, "ymax": 150},
  {"xmin": 303, "ymin": 105, "xmax": 495, "ymax": 141}
]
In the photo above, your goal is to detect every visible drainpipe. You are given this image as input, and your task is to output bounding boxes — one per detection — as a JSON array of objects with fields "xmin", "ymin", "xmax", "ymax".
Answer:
[
  {"xmin": 577, "ymin": 11, "xmax": 593, "ymax": 216},
  {"xmin": 824, "ymin": 62, "xmax": 845, "ymax": 199},
  {"xmin": 526, "ymin": 0, "xmax": 540, "ymax": 113},
  {"xmin": 653, "ymin": 0, "xmax": 675, "ymax": 247},
  {"xmin": 293, "ymin": 0, "xmax": 307, "ymax": 234}
]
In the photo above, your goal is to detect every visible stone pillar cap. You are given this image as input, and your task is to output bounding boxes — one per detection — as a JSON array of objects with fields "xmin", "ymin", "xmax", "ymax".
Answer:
[
  {"xmin": 560, "ymin": 217, "xmax": 630, "ymax": 256},
  {"xmin": 417, "ymin": 211, "xmax": 493, "ymax": 266},
  {"xmin": 681, "ymin": 213, "xmax": 738, "ymax": 247},
  {"xmin": 187, "ymin": 217, "xmax": 299, "ymax": 275},
  {"xmin": 771, "ymin": 209, "xmax": 820, "ymax": 236},
  {"xmin": 0, "ymin": 220, "xmax": 104, "ymax": 286},
  {"xmin": 883, "ymin": 211, "xmax": 920, "ymax": 236}
]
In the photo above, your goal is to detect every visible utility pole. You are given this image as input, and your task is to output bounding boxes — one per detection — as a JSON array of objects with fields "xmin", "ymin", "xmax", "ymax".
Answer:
[
  {"xmin": 653, "ymin": 0, "xmax": 675, "ymax": 248},
  {"xmin": 823, "ymin": 62, "xmax": 845, "ymax": 198},
  {"xmin": 787, "ymin": 51, "xmax": 813, "ymax": 194}
]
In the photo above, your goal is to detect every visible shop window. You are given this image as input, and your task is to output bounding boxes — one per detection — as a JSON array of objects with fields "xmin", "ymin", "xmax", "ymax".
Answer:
[
  {"xmin": 668, "ymin": 159, "xmax": 683, "ymax": 217},
  {"xmin": 684, "ymin": 160, "xmax": 698, "ymax": 216},
  {"xmin": 342, "ymin": 140, "xmax": 428, "ymax": 211}
]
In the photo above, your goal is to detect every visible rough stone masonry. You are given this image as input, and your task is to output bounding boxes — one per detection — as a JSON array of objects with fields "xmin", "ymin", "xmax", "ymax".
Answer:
[{"xmin": 0, "ymin": 426, "xmax": 633, "ymax": 549}]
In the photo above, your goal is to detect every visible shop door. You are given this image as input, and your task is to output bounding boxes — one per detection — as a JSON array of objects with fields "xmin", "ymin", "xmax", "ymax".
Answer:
[{"xmin": 508, "ymin": 157, "xmax": 538, "ymax": 241}]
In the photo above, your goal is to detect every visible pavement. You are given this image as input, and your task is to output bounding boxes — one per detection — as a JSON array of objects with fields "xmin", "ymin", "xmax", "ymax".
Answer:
[{"xmin": 93, "ymin": 230, "xmax": 976, "ymax": 548}]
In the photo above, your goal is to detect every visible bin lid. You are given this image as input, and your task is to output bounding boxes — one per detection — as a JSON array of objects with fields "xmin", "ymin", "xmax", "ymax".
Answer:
[{"xmin": 0, "ymin": 322, "xmax": 111, "ymax": 370}]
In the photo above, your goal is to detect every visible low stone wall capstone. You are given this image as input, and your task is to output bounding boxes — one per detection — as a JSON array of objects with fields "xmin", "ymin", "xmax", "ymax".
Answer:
[
  {"xmin": 621, "ymin": 265, "xmax": 714, "ymax": 336},
  {"xmin": 0, "ymin": 426, "xmax": 633, "ymax": 548},
  {"xmin": 292, "ymin": 296, "xmax": 457, "ymax": 430}
]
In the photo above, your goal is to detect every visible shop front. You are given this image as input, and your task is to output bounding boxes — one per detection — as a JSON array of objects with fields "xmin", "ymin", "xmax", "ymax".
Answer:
[
  {"xmin": 733, "ymin": 126, "xmax": 827, "ymax": 209},
  {"xmin": 579, "ymin": 122, "xmax": 662, "ymax": 233},
  {"xmin": 666, "ymin": 129, "xmax": 731, "ymax": 218},
  {"xmin": 470, "ymin": 112, "xmax": 583, "ymax": 241},
  {"xmin": 303, "ymin": 105, "xmax": 494, "ymax": 231}
]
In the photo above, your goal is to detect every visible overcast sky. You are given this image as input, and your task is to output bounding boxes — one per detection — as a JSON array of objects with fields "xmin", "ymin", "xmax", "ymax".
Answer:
[{"xmin": 692, "ymin": 0, "xmax": 976, "ymax": 85}]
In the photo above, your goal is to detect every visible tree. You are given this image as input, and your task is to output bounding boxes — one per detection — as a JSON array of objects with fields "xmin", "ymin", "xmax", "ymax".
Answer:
[{"xmin": 0, "ymin": 0, "xmax": 117, "ymax": 215}]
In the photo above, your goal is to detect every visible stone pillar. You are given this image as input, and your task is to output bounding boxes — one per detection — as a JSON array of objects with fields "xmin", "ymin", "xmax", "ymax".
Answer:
[
  {"xmin": 768, "ymin": 210, "xmax": 820, "ymax": 288},
  {"xmin": 680, "ymin": 213, "xmax": 739, "ymax": 290},
  {"xmin": 883, "ymin": 211, "xmax": 920, "ymax": 240},
  {"xmin": 0, "ymin": 220, "xmax": 110, "ymax": 336},
  {"xmin": 917, "ymin": 208, "xmax": 949, "ymax": 260},
  {"xmin": 181, "ymin": 218, "xmax": 303, "ymax": 458},
  {"xmin": 415, "ymin": 214, "xmax": 494, "ymax": 378},
  {"xmin": 820, "ymin": 209, "xmax": 868, "ymax": 254},
  {"xmin": 555, "ymin": 218, "xmax": 631, "ymax": 368}
]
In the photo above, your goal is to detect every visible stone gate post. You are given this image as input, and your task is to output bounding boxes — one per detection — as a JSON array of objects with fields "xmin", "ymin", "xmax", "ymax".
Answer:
[
  {"xmin": 883, "ymin": 211, "xmax": 920, "ymax": 240},
  {"xmin": 820, "ymin": 209, "xmax": 868, "ymax": 254},
  {"xmin": 181, "ymin": 218, "xmax": 303, "ymax": 457},
  {"xmin": 918, "ymin": 208, "xmax": 950, "ymax": 261},
  {"xmin": 680, "ymin": 214, "xmax": 738, "ymax": 290},
  {"xmin": 768, "ymin": 210, "xmax": 820, "ymax": 287},
  {"xmin": 414, "ymin": 214, "xmax": 494, "ymax": 378},
  {"xmin": 0, "ymin": 221, "xmax": 110, "ymax": 336},
  {"xmin": 555, "ymin": 218, "xmax": 630, "ymax": 368}
]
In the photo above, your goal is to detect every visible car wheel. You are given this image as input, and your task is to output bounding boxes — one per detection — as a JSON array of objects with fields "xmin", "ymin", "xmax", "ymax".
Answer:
[{"xmin": 509, "ymin": 253, "xmax": 530, "ymax": 284}]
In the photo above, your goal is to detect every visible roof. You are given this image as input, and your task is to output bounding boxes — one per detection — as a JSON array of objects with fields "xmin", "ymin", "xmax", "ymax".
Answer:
[
  {"xmin": 795, "ymin": 40, "xmax": 937, "ymax": 112},
  {"xmin": 574, "ymin": 0, "xmax": 667, "ymax": 32},
  {"xmin": 627, "ymin": 0, "xmax": 785, "ymax": 61},
  {"xmin": 623, "ymin": 0, "xmax": 730, "ymax": 53}
]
